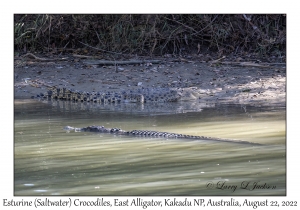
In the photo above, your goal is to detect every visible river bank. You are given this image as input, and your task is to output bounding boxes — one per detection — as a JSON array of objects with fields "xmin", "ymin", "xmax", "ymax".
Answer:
[{"xmin": 14, "ymin": 57, "xmax": 286, "ymax": 105}]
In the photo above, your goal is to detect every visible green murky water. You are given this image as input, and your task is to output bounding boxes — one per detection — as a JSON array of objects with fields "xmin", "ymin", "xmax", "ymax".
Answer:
[{"xmin": 14, "ymin": 99, "xmax": 286, "ymax": 195}]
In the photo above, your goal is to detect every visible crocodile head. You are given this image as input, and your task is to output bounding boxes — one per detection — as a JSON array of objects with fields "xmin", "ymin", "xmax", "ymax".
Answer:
[{"xmin": 177, "ymin": 87, "xmax": 206, "ymax": 101}]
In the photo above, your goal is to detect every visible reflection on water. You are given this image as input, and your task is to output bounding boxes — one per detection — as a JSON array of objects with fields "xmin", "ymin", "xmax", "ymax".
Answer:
[{"xmin": 14, "ymin": 99, "xmax": 286, "ymax": 195}]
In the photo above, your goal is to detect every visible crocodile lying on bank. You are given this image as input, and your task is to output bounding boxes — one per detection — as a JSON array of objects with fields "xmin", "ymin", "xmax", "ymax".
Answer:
[
  {"xmin": 64, "ymin": 125, "xmax": 262, "ymax": 145},
  {"xmin": 46, "ymin": 99, "xmax": 208, "ymax": 115},
  {"xmin": 39, "ymin": 86, "xmax": 206, "ymax": 103}
]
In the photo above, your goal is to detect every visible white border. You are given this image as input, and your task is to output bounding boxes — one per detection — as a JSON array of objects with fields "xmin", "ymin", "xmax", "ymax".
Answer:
[{"xmin": 2, "ymin": 1, "xmax": 298, "ymax": 209}]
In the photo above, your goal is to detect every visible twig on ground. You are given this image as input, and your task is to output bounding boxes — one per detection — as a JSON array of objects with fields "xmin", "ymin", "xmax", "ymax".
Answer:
[
  {"xmin": 22, "ymin": 53, "xmax": 67, "ymax": 62},
  {"xmin": 83, "ymin": 60, "xmax": 162, "ymax": 66},
  {"xmin": 72, "ymin": 54, "xmax": 102, "ymax": 59}
]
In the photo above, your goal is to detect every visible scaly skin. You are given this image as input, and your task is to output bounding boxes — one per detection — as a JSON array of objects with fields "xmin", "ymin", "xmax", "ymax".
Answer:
[
  {"xmin": 41, "ymin": 86, "xmax": 204, "ymax": 103},
  {"xmin": 64, "ymin": 125, "xmax": 262, "ymax": 145}
]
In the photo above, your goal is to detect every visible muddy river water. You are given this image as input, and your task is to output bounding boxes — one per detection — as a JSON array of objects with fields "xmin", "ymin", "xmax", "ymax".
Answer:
[{"xmin": 14, "ymin": 99, "xmax": 285, "ymax": 195}]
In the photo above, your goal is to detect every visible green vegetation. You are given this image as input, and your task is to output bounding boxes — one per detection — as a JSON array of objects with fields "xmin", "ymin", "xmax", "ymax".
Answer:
[{"xmin": 14, "ymin": 14, "xmax": 286, "ymax": 56}]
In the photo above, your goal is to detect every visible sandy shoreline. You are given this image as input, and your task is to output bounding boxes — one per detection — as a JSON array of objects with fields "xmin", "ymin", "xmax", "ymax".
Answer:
[{"xmin": 14, "ymin": 59, "xmax": 286, "ymax": 106}]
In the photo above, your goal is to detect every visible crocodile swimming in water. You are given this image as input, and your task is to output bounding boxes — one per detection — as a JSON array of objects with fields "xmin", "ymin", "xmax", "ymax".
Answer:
[
  {"xmin": 38, "ymin": 86, "xmax": 207, "ymax": 103},
  {"xmin": 64, "ymin": 125, "xmax": 262, "ymax": 145}
]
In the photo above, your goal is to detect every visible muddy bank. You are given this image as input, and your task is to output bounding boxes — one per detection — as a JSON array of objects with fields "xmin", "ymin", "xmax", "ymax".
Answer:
[{"xmin": 14, "ymin": 58, "xmax": 286, "ymax": 105}]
